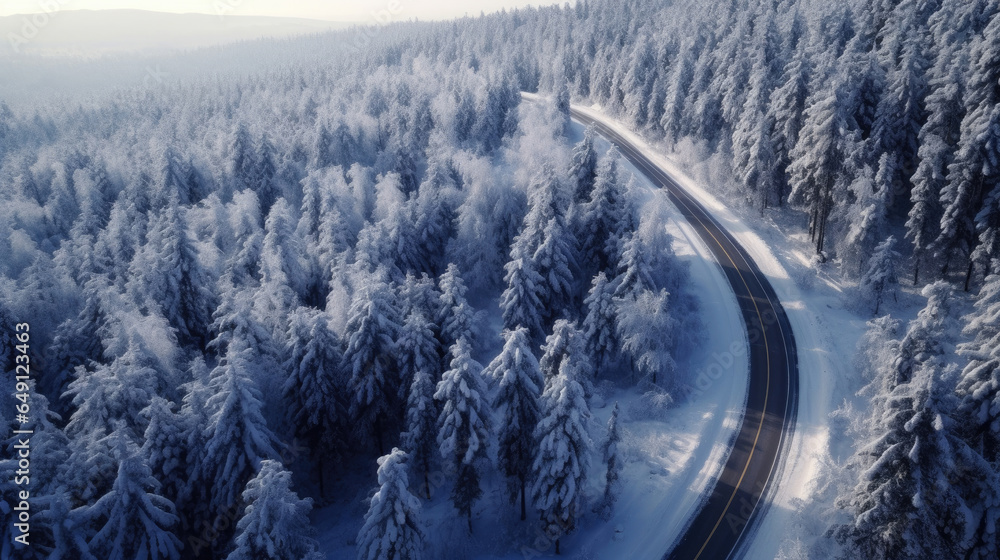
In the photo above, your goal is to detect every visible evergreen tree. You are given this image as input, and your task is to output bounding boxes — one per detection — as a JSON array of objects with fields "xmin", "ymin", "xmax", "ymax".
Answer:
[
  {"xmin": 616, "ymin": 289, "xmax": 677, "ymax": 386},
  {"xmin": 530, "ymin": 352, "xmax": 592, "ymax": 555},
  {"xmin": 840, "ymin": 155, "xmax": 893, "ymax": 276},
  {"xmin": 599, "ymin": 402, "xmax": 623, "ymax": 520},
  {"xmin": 256, "ymin": 198, "xmax": 310, "ymax": 336},
  {"xmin": 401, "ymin": 367, "xmax": 438, "ymax": 501},
  {"xmin": 140, "ymin": 397, "xmax": 189, "ymax": 510},
  {"xmin": 957, "ymin": 274, "xmax": 1000, "ymax": 463},
  {"xmin": 437, "ymin": 263, "xmax": 476, "ymax": 350},
  {"xmin": 889, "ymin": 281, "xmax": 959, "ymax": 388},
  {"xmin": 356, "ymin": 449, "xmax": 423, "ymax": 560},
  {"xmin": 836, "ymin": 362, "xmax": 986, "ymax": 559},
  {"xmin": 788, "ymin": 74, "xmax": 858, "ymax": 256},
  {"xmin": 580, "ymin": 147, "xmax": 628, "ymax": 273},
  {"xmin": 435, "ymin": 338, "xmax": 490, "ymax": 532},
  {"xmin": 860, "ymin": 236, "xmax": 901, "ymax": 315},
  {"xmin": 532, "ymin": 217, "xmax": 577, "ymax": 322},
  {"xmin": 934, "ymin": 12, "xmax": 1000, "ymax": 290},
  {"xmin": 972, "ymin": 186, "xmax": 1000, "ymax": 278},
  {"xmin": 489, "ymin": 327, "xmax": 544, "ymax": 520},
  {"xmin": 500, "ymin": 240, "xmax": 546, "ymax": 345},
  {"xmin": 226, "ymin": 460, "xmax": 321, "ymax": 560},
  {"xmin": 283, "ymin": 307, "xmax": 344, "ymax": 497},
  {"xmin": 345, "ymin": 279, "xmax": 403, "ymax": 455},
  {"xmin": 201, "ymin": 336, "xmax": 278, "ymax": 523},
  {"xmin": 396, "ymin": 309, "xmax": 441, "ymax": 412},
  {"xmin": 568, "ymin": 125, "xmax": 599, "ymax": 203},
  {"xmin": 65, "ymin": 329, "xmax": 171, "ymax": 444},
  {"xmin": 956, "ymin": 274, "xmax": 1000, "ymax": 558},
  {"xmin": 411, "ymin": 158, "xmax": 458, "ymax": 276},
  {"xmin": 75, "ymin": 431, "xmax": 182, "ymax": 560},
  {"xmin": 582, "ymin": 271, "xmax": 619, "ymax": 373},
  {"xmin": 613, "ymin": 232, "xmax": 656, "ymax": 300},
  {"xmin": 126, "ymin": 195, "xmax": 216, "ymax": 348},
  {"xmin": 539, "ymin": 319, "xmax": 588, "ymax": 384},
  {"xmin": 768, "ymin": 42, "xmax": 810, "ymax": 204}
]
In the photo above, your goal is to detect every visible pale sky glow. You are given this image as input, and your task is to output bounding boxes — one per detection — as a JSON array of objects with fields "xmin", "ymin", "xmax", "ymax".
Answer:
[{"xmin": 0, "ymin": 0, "xmax": 559, "ymax": 21}]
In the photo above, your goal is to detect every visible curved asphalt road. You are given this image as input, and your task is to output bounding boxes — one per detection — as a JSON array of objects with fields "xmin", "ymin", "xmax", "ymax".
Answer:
[{"xmin": 570, "ymin": 108, "xmax": 799, "ymax": 560}]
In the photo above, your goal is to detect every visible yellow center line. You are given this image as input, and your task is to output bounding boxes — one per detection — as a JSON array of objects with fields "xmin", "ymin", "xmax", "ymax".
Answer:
[{"xmin": 608, "ymin": 133, "xmax": 772, "ymax": 560}]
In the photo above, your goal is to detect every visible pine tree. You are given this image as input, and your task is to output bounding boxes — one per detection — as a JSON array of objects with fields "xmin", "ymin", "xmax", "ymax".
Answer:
[
  {"xmin": 599, "ymin": 402, "xmax": 623, "ymax": 520},
  {"xmin": 568, "ymin": 125, "xmax": 599, "ymax": 202},
  {"xmin": 435, "ymin": 338, "xmax": 490, "ymax": 532},
  {"xmin": 396, "ymin": 309, "xmax": 441, "ymax": 412},
  {"xmin": 533, "ymin": 215, "xmax": 577, "ymax": 321},
  {"xmin": 400, "ymin": 272, "xmax": 442, "ymax": 321},
  {"xmin": 841, "ymin": 155, "xmax": 892, "ymax": 276},
  {"xmin": 64, "ymin": 329, "xmax": 171, "ymax": 444},
  {"xmin": 201, "ymin": 336, "xmax": 278, "ymax": 523},
  {"xmin": 357, "ymin": 449, "xmax": 423, "ymax": 560},
  {"xmin": 539, "ymin": 319, "xmax": 588, "ymax": 384},
  {"xmin": 616, "ymin": 289, "xmax": 677, "ymax": 386},
  {"xmin": 957, "ymin": 274, "xmax": 1000, "ymax": 462},
  {"xmin": 580, "ymin": 148, "xmax": 629, "ymax": 273},
  {"xmin": 889, "ymin": 281, "xmax": 959, "ymax": 388},
  {"xmin": 401, "ymin": 367, "xmax": 438, "ymax": 501},
  {"xmin": 256, "ymin": 198, "xmax": 310, "ymax": 336},
  {"xmin": 860, "ymin": 236, "xmax": 900, "ymax": 315},
  {"xmin": 126, "ymin": 194, "xmax": 216, "ymax": 348},
  {"xmin": 140, "ymin": 397, "xmax": 188, "ymax": 509},
  {"xmin": 437, "ymin": 263, "xmax": 475, "ymax": 350},
  {"xmin": 345, "ymin": 279, "xmax": 403, "ymax": 455},
  {"xmin": 75, "ymin": 431, "xmax": 182, "ymax": 560},
  {"xmin": 411, "ymin": 159, "xmax": 458, "ymax": 276},
  {"xmin": 582, "ymin": 271, "xmax": 619, "ymax": 373},
  {"xmin": 788, "ymin": 75, "xmax": 858, "ymax": 256},
  {"xmin": 489, "ymin": 327, "xmax": 544, "ymax": 521},
  {"xmin": 836, "ymin": 362, "xmax": 986, "ymax": 559},
  {"xmin": 500, "ymin": 240, "xmax": 546, "ymax": 345},
  {"xmin": 226, "ymin": 460, "xmax": 321, "ymax": 560},
  {"xmin": 175, "ymin": 358, "xmax": 212, "ymax": 528},
  {"xmin": 934, "ymin": 12, "xmax": 1000, "ymax": 290},
  {"xmin": 768, "ymin": 43, "xmax": 810, "ymax": 204},
  {"xmin": 972, "ymin": 186, "xmax": 1000, "ymax": 278},
  {"xmin": 283, "ymin": 307, "xmax": 344, "ymax": 497},
  {"xmin": 956, "ymin": 274, "xmax": 1000, "ymax": 558},
  {"xmin": 908, "ymin": 15, "xmax": 969, "ymax": 285},
  {"xmin": 530, "ymin": 352, "xmax": 592, "ymax": 555},
  {"xmin": 613, "ymin": 232, "xmax": 655, "ymax": 300}
]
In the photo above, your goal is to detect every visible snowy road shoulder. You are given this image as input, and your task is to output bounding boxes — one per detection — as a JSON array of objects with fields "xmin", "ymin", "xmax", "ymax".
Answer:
[
  {"xmin": 563, "ymin": 116, "xmax": 751, "ymax": 559},
  {"xmin": 569, "ymin": 101, "xmax": 846, "ymax": 559}
]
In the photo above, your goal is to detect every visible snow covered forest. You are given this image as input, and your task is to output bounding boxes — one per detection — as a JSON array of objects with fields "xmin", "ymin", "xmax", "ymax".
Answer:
[{"xmin": 1, "ymin": 0, "xmax": 1000, "ymax": 557}]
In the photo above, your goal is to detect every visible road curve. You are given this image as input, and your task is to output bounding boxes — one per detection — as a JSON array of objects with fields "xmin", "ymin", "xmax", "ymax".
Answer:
[{"xmin": 570, "ymin": 108, "xmax": 799, "ymax": 560}]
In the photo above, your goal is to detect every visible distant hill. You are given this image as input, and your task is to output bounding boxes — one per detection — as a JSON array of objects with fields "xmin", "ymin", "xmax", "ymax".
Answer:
[{"xmin": 0, "ymin": 9, "xmax": 353, "ymax": 57}]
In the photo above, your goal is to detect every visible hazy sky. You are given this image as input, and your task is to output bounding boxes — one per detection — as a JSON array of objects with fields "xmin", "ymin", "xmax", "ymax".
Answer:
[{"xmin": 0, "ymin": 0, "xmax": 558, "ymax": 21}]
